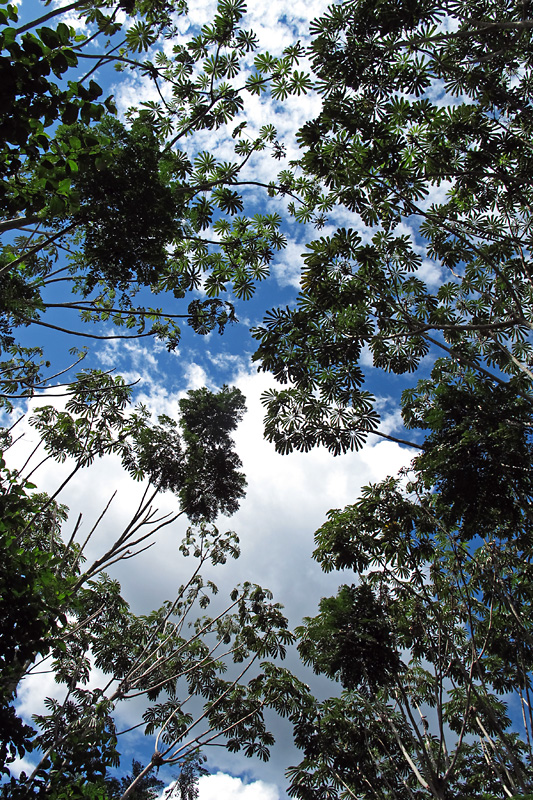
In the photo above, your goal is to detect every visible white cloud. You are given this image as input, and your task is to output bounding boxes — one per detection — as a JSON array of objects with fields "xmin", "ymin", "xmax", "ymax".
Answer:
[
  {"xmin": 5, "ymin": 756, "xmax": 35, "ymax": 779},
  {"xmin": 99, "ymin": 341, "xmax": 161, "ymax": 375},
  {"xmin": 183, "ymin": 361, "xmax": 212, "ymax": 390},
  {"xmin": 49, "ymin": 0, "xmax": 96, "ymax": 32},
  {"xmin": 197, "ymin": 773, "xmax": 280, "ymax": 800},
  {"xmin": 160, "ymin": 772, "xmax": 280, "ymax": 800},
  {"xmin": 271, "ymin": 239, "xmax": 307, "ymax": 289},
  {"xmin": 378, "ymin": 405, "xmax": 406, "ymax": 437},
  {"xmin": 206, "ymin": 350, "xmax": 248, "ymax": 372},
  {"xmin": 16, "ymin": 664, "xmax": 63, "ymax": 723},
  {"xmin": 359, "ymin": 343, "xmax": 374, "ymax": 368},
  {"xmin": 418, "ymin": 257, "xmax": 445, "ymax": 288}
]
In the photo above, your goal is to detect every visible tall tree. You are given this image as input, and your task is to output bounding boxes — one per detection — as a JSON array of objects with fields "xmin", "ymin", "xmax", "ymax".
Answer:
[
  {"xmin": 1, "ymin": 0, "xmax": 311, "ymax": 408},
  {"xmin": 289, "ymin": 379, "xmax": 533, "ymax": 799},
  {"xmin": 248, "ymin": 0, "xmax": 533, "ymax": 796},
  {"xmin": 254, "ymin": 0, "xmax": 533, "ymax": 454},
  {"xmin": 0, "ymin": 383, "xmax": 304, "ymax": 798}
]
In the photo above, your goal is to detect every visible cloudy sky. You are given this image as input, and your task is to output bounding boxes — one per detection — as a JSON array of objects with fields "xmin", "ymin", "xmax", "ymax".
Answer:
[{"xmin": 4, "ymin": 0, "xmax": 427, "ymax": 797}]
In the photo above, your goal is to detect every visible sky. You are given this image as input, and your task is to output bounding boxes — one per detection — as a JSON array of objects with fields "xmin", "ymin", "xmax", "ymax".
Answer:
[{"xmin": 2, "ymin": 0, "xmax": 429, "ymax": 797}]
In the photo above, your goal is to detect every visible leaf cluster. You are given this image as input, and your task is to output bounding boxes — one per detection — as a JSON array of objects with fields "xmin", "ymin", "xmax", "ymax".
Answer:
[
  {"xmin": 255, "ymin": 0, "xmax": 533, "ymax": 455},
  {"xmin": 290, "ymin": 378, "xmax": 533, "ymax": 798}
]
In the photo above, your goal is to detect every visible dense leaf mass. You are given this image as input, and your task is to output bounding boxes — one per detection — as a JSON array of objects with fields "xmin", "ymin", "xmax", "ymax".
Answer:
[
  {"xmin": 409, "ymin": 380, "xmax": 533, "ymax": 539},
  {"xmin": 254, "ymin": 0, "xmax": 533, "ymax": 456},
  {"xmin": 297, "ymin": 584, "xmax": 402, "ymax": 692},
  {"xmin": 73, "ymin": 118, "xmax": 181, "ymax": 291}
]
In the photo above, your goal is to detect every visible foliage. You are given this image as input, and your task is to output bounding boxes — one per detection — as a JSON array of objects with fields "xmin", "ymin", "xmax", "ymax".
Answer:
[
  {"xmin": 242, "ymin": 0, "xmax": 533, "ymax": 797},
  {"xmin": 0, "ymin": 0, "xmax": 310, "ymax": 408},
  {"xmin": 253, "ymin": 0, "xmax": 533, "ymax": 454},
  {"xmin": 176, "ymin": 385, "xmax": 247, "ymax": 521},
  {"xmin": 298, "ymin": 583, "xmax": 402, "ymax": 693},
  {"xmin": 69, "ymin": 117, "xmax": 182, "ymax": 291},
  {"xmin": 11, "ymin": 0, "xmax": 533, "ymax": 796},
  {"xmin": 0, "ymin": 386, "xmax": 304, "ymax": 797},
  {"xmin": 29, "ymin": 375, "xmax": 247, "ymax": 523},
  {"xmin": 0, "ymin": 462, "xmax": 70, "ymax": 775},
  {"xmin": 289, "ymin": 380, "xmax": 533, "ymax": 799}
]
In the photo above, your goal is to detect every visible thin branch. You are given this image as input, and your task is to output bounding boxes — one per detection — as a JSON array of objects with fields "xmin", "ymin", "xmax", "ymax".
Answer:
[
  {"xmin": 59, "ymin": 513, "xmax": 83, "ymax": 572},
  {"xmin": 42, "ymin": 302, "xmax": 189, "ymax": 320},
  {"xmin": 17, "ymin": 316, "xmax": 159, "ymax": 341},
  {"xmin": 17, "ymin": 462, "xmax": 83, "ymax": 545},
  {"xmin": 371, "ymin": 429, "xmax": 423, "ymax": 449},
  {"xmin": 14, "ymin": 0, "xmax": 84, "ymax": 34},
  {"xmin": 73, "ymin": 491, "xmax": 117, "ymax": 572},
  {"xmin": 0, "ymin": 223, "xmax": 76, "ymax": 276},
  {"xmin": 378, "ymin": 707, "xmax": 431, "ymax": 792},
  {"xmin": 97, "ymin": 539, "xmax": 156, "ymax": 568},
  {"xmin": 116, "ymin": 721, "xmax": 146, "ymax": 736},
  {"xmin": 125, "ymin": 603, "xmax": 241, "ymax": 696}
]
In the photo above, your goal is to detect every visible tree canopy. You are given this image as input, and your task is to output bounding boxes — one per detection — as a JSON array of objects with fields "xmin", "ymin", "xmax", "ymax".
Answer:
[
  {"xmin": 0, "ymin": 0, "xmax": 311, "ymax": 408},
  {"xmin": 5, "ymin": 0, "xmax": 533, "ymax": 797},
  {"xmin": 249, "ymin": 0, "xmax": 533, "ymax": 797},
  {"xmin": 254, "ymin": 0, "xmax": 533, "ymax": 453},
  {"xmin": 0, "ymin": 0, "xmax": 312, "ymax": 794}
]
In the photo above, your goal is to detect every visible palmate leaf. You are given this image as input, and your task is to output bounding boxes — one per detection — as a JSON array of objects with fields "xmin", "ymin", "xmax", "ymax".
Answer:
[
  {"xmin": 288, "ymin": 70, "xmax": 313, "ymax": 95},
  {"xmin": 253, "ymin": 52, "xmax": 277, "ymax": 74},
  {"xmin": 212, "ymin": 187, "xmax": 244, "ymax": 214},
  {"xmin": 124, "ymin": 21, "xmax": 158, "ymax": 52},
  {"xmin": 271, "ymin": 80, "xmax": 289, "ymax": 101}
]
